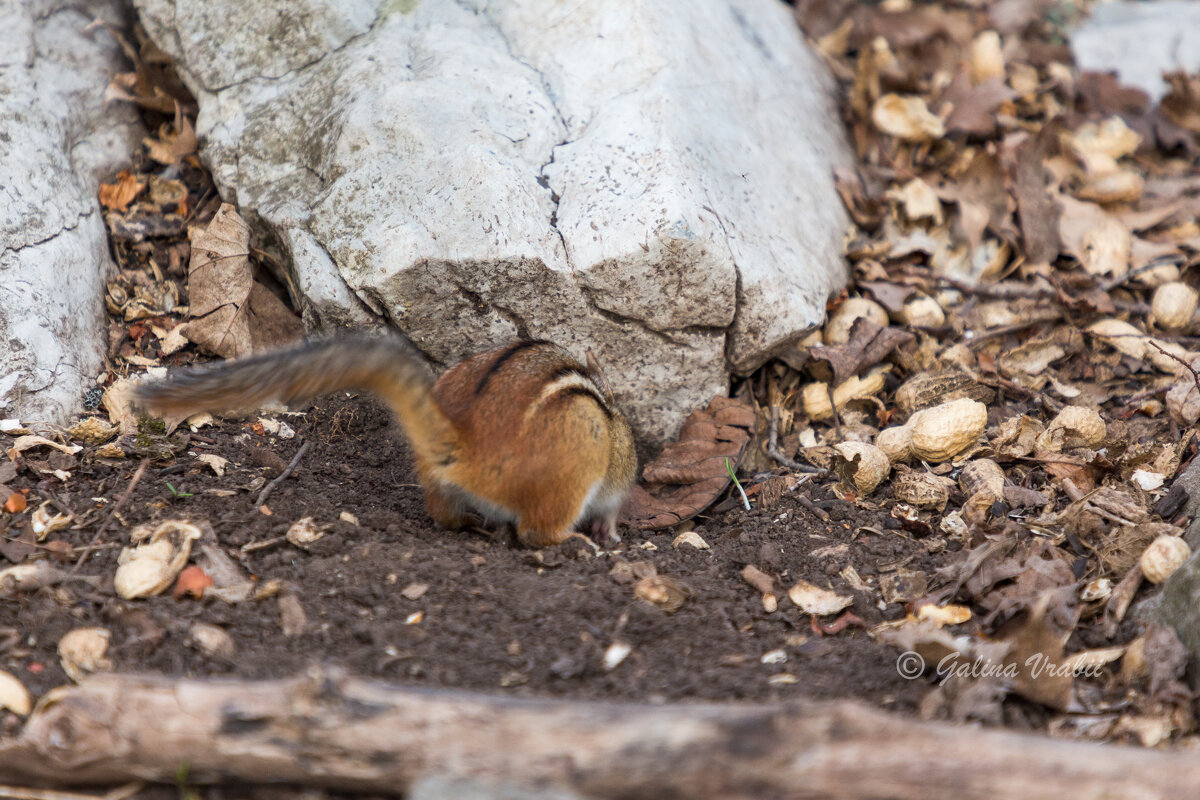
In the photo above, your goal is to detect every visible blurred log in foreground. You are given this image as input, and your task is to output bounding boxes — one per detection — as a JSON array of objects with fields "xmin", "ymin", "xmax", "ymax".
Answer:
[{"xmin": 0, "ymin": 668, "xmax": 1196, "ymax": 799}]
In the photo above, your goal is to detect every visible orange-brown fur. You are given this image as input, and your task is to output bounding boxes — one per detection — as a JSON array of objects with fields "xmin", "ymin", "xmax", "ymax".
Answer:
[{"xmin": 133, "ymin": 335, "xmax": 636, "ymax": 547}]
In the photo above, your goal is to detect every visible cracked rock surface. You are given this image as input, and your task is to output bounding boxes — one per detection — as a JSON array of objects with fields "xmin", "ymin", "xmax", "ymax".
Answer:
[
  {"xmin": 0, "ymin": 0, "xmax": 143, "ymax": 424},
  {"xmin": 135, "ymin": 0, "xmax": 850, "ymax": 443}
]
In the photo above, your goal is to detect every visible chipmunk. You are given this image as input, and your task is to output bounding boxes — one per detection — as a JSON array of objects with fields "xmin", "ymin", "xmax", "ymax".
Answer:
[{"xmin": 134, "ymin": 335, "xmax": 637, "ymax": 548}]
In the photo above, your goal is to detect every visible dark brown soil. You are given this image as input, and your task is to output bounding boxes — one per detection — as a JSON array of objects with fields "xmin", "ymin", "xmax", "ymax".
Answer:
[{"xmin": 1, "ymin": 395, "xmax": 949, "ymax": 715}]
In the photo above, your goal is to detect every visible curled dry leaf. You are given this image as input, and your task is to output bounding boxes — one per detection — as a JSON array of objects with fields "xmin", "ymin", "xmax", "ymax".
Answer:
[
  {"xmin": 672, "ymin": 530, "xmax": 709, "ymax": 550},
  {"xmin": 787, "ymin": 580, "xmax": 853, "ymax": 616},
  {"xmin": 889, "ymin": 178, "xmax": 943, "ymax": 224},
  {"xmin": 67, "ymin": 417, "xmax": 118, "ymax": 445},
  {"xmin": 7, "ymin": 436, "xmax": 81, "ymax": 458},
  {"xmin": 633, "ymin": 574, "xmax": 691, "ymax": 613},
  {"xmin": 188, "ymin": 623, "xmax": 235, "ymax": 659},
  {"xmin": 98, "ymin": 169, "xmax": 145, "ymax": 212},
  {"xmin": 916, "ymin": 604, "xmax": 972, "ymax": 626},
  {"xmin": 196, "ymin": 454, "xmax": 228, "ymax": 477},
  {"xmin": 58, "ymin": 627, "xmax": 112, "ymax": 683},
  {"xmin": 809, "ymin": 316, "xmax": 912, "ymax": 387},
  {"xmin": 871, "ymin": 93, "xmax": 945, "ymax": 142},
  {"xmin": 999, "ymin": 589, "xmax": 1078, "ymax": 711},
  {"xmin": 185, "ymin": 203, "xmax": 303, "ymax": 359},
  {"xmin": 621, "ymin": 396, "xmax": 754, "ymax": 530},
  {"xmin": 286, "ymin": 516, "xmax": 328, "ymax": 548},
  {"xmin": 0, "ymin": 669, "xmax": 32, "ymax": 715},
  {"xmin": 1036, "ymin": 406, "xmax": 1106, "ymax": 452},
  {"xmin": 114, "ymin": 519, "xmax": 202, "ymax": 599},
  {"xmin": 0, "ymin": 561, "xmax": 70, "ymax": 597},
  {"xmin": 30, "ymin": 501, "xmax": 70, "ymax": 539}
]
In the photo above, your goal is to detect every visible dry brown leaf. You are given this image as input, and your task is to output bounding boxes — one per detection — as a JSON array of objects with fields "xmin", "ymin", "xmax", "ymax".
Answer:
[
  {"xmin": 872, "ymin": 93, "xmax": 944, "ymax": 142},
  {"xmin": 1004, "ymin": 123, "xmax": 1063, "ymax": 266},
  {"xmin": 942, "ymin": 74, "xmax": 1018, "ymax": 138},
  {"xmin": 185, "ymin": 204, "xmax": 302, "ymax": 359},
  {"xmin": 807, "ymin": 317, "xmax": 913, "ymax": 387},
  {"xmin": 633, "ymin": 575, "xmax": 691, "ymax": 613},
  {"xmin": 1161, "ymin": 72, "xmax": 1200, "ymax": 134},
  {"xmin": 996, "ymin": 587, "xmax": 1080, "ymax": 711},
  {"xmin": 621, "ymin": 397, "xmax": 755, "ymax": 530},
  {"xmin": 1057, "ymin": 194, "xmax": 1130, "ymax": 276},
  {"xmin": 98, "ymin": 169, "xmax": 145, "ymax": 212}
]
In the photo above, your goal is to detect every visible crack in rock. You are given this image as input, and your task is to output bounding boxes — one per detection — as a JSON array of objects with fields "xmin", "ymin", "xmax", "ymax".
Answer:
[{"xmin": 0, "ymin": 205, "xmax": 94, "ymax": 259}]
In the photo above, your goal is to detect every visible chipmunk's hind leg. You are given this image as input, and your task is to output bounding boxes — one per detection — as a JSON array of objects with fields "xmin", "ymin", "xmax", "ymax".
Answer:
[{"xmin": 422, "ymin": 483, "xmax": 471, "ymax": 530}]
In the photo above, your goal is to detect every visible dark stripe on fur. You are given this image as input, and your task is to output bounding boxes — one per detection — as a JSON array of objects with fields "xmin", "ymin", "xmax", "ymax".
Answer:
[
  {"xmin": 549, "ymin": 385, "xmax": 613, "ymax": 419},
  {"xmin": 472, "ymin": 340, "xmax": 546, "ymax": 396}
]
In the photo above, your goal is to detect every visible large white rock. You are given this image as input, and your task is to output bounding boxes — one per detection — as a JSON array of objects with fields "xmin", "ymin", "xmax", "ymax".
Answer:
[
  {"xmin": 135, "ymin": 0, "xmax": 851, "ymax": 442},
  {"xmin": 1072, "ymin": 1, "xmax": 1200, "ymax": 101},
  {"xmin": 0, "ymin": 1, "xmax": 143, "ymax": 424}
]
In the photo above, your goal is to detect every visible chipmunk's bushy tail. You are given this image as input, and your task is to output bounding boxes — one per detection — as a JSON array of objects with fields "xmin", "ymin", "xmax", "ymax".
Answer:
[{"xmin": 134, "ymin": 335, "xmax": 459, "ymax": 462}]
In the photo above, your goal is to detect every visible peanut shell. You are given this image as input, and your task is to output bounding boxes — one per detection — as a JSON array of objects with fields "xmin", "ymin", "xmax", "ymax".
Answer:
[
  {"xmin": 1152, "ymin": 282, "xmax": 1199, "ymax": 330},
  {"xmin": 899, "ymin": 295, "xmax": 945, "ymax": 328},
  {"xmin": 874, "ymin": 425, "xmax": 913, "ymax": 464},
  {"xmin": 1041, "ymin": 405, "xmax": 1106, "ymax": 450},
  {"xmin": 833, "ymin": 441, "xmax": 891, "ymax": 495},
  {"xmin": 907, "ymin": 398, "xmax": 987, "ymax": 462},
  {"xmin": 894, "ymin": 370, "xmax": 993, "ymax": 415},
  {"xmin": 892, "ymin": 467, "xmax": 951, "ymax": 511},
  {"xmin": 801, "ymin": 366, "xmax": 888, "ymax": 420},
  {"xmin": 1140, "ymin": 535, "xmax": 1191, "ymax": 584},
  {"xmin": 958, "ymin": 459, "xmax": 1004, "ymax": 499},
  {"xmin": 1087, "ymin": 318, "xmax": 1146, "ymax": 360},
  {"xmin": 823, "ymin": 297, "xmax": 888, "ymax": 345}
]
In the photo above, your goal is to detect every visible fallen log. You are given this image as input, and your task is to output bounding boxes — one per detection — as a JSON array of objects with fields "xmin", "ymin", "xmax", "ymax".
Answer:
[{"xmin": 0, "ymin": 668, "xmax": 1194, "ymax": 798}]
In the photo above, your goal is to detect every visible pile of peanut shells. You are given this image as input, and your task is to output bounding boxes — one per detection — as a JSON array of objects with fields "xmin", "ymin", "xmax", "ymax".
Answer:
[{"xmin": 734, "ymin": 0, "xmax": 1200, "ymax": 736}]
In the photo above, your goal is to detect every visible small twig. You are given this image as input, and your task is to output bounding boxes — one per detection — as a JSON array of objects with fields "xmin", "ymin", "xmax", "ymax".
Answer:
[
  {"xmin": 965, "ymin": 317, "xmax": 1058, "ymax": 348},
  {"xmin": 825, "ymin": 384, "xmax": 843, "ymax": 441},
  {"xmin": 767, "ymin": 405, "xmax": 825, "ymax": 474},
  {"xmin": 797, "ymin": 495, "xmax": 831, "ymax": 522},
  {"xmin": 1097, "ymin": 256, "xmax": 1185, "ymax": 292},
  {"xmin": 241, "ymin": 535, "xmax": 287, "ymax": 553},
  {"xmin": 67, "ymin": 458, "xmax": 149, "ymax": 578},
  {"xmin": 938, "ymin": 276, "xmax": 1054, "ymax": 300},
  {"xmin": 1149, "ymin": 340, "xmax": 1200, "ymax": 396},
  {"xmin": 256, "ymin": 440, "xmax": 312, "ymax": 508}
]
